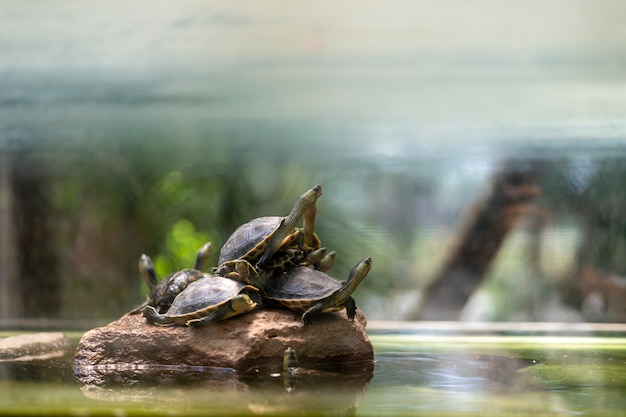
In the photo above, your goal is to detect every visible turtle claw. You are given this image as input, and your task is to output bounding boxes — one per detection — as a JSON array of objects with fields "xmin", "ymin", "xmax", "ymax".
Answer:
[
  {"xmin": 215, "ymin": 259, "xmax": 263, "ymax": 289},
  {"xmin": 186, "ymin": 316, "xmax": 214, "ymax": 327}
]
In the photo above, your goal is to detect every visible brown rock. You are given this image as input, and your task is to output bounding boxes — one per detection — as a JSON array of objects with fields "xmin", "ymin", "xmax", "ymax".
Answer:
[{"xmin": 73, "ymin": 308, "xmax": 374, "ymax": 374}]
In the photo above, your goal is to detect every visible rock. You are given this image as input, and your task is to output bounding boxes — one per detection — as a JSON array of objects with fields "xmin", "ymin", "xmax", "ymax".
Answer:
[
  {"xmin": 73, "ymin": 308, "xmax": 374, "ymax": 374},
  {"xmin": 0, "ymin": 332, "xmax": 71, "ymax": 362}
]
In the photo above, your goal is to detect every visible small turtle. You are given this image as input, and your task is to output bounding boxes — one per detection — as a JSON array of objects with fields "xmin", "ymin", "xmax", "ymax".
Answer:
[
  {"xmin": 282, "ymin": 346, "xmax": 299, "ymax": 391},
  {"xmin": 282, "ymin": 347, "xmax": 299, "ymax": 374},
  {"xmin": 129, "ymin": 242, "xmax": 212, "ymax": 314},
  {"xmin": 264, "ymin": 257, "xmax": 372, "ymax": 325},
  {"xmin": 216, "ymin": 185, "xmax": 334, "ymax": 283},
  {"xmin": 143, "ymin": 266, "xmax": 262, "ymax": 326}
]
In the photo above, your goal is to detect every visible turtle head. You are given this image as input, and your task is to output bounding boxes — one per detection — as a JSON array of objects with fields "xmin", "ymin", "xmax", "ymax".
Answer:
[
  {"xmin": 290, "ymin": 185, "xmax": 323, "ymax": 220},
  {"xmin": 231, "ymin": 294, "xmax": 259, "ymax": 315},
  {"xmin": 346, "ymin": 257, "xmax": 373, "ymax": 287},
  {"xmin": 258, "ymin": 185, "xmax": 323, "ymax": 267},
  {"xmin": 328, "ymin": 257, "xmax": 372, "ymax": 312},
  {"xmin": 138, "ymin": 254, "xmax": 158, "ymax": 290},
  {"xmin": 304, "ymin": 184, "xmax": 323, "ymax": 202},
  {"xmin": 193, "ymin": 241, "xmax": 213, "ymax": 271}
]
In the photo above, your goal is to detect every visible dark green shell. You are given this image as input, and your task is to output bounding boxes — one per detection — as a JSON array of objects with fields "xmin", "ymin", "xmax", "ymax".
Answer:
[
  {"xmin": 218, "ymin": 216, "xmax": 285, "ymax": 266},
  {"xmin": 150, "ymin": 269, "xmax": 205, "ymax": 312},
  {"xmin": 264, "ymin": 266, "xmax": 342, "ymax": 311},
  {"xmin": 164, "ymin": 275, "xmax": 256, "ymax": 319}
]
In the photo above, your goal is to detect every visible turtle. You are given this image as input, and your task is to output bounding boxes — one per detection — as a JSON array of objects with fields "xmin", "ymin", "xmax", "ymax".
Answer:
[
  {"xmin": 143, "ymin": 265, "xmax": 262, "ymax": 326},
  {"xmin": 217, "ymin": 246, "xmax": 334, "ymax": 288},
  {"xmin": 215, "ymin": 185, "xmax": 334, "ymax": 283},
  {"xmin": 281, "ymin": 346, "xmax": 299, "ymax": 391},
  {"xmin": 264, "ymin": 257, "xmax": 372, "ymax": 325},
  {"xmin": 129, "ymin": 242, "xmax": 212, "ymax": 315}
]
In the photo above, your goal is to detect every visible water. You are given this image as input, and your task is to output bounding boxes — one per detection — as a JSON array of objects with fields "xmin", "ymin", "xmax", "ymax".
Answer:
[{"xmin": 2, "ymin": 324, "xmax": 626, "ymax": 416}]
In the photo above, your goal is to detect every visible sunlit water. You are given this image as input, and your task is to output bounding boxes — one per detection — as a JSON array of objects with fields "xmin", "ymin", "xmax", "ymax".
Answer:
[{"xmin": 2, "ymin": 324, "xmax": 626, "ymax": 416}]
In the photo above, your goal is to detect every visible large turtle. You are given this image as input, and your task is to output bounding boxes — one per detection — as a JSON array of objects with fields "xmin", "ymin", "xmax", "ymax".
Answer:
[
  {"xmin": 143, "ymin": 264, "xmax": 262, "ymax": 326},
  {"xmin": 215, "ymin": 185, "xmax": 334, "ymax": 284},
  {"xmin": 264, "ymin": 257, "xmax": 372, "ymax": 325},
  {"xmin": 129, "ymin": 242, "xmax": 212, "ymax": 315}
]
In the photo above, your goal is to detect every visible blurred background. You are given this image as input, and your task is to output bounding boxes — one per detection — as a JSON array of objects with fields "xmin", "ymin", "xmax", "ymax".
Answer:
[{"xmin": 1, "ymin": 0, "xmax": 626, "ymax": 325}]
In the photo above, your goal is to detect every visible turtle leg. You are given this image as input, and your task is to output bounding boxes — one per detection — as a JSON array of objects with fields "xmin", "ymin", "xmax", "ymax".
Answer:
[
  {"xmin": 302, "ymin": 297, "xmax": 357, "ymax": 325},
  {"xmin": 344, "ymin": 297, "xmax": 357, "ymax": 320},
  {"xmin": 186, "ymin": 309, "xmax": 223, "ymax": 327},
  {"xmin": 301, "ymin": 303, "xmax": 326, "ymax": 326},
  {"xmin": 302, "ymin": 203, "xmax": 317, "ymax": 250},
  {"xmin": 143, "ymin": 306, "xmax": 177, "ymax": 326},
  {"xmin": 216, "ymin": 260, "xmax": 263, "ymax": 288},
  {"xmin": 315, "ymin": 250, "xmax": 336, "ymax": 272},
  {"xmin": 303, "ymin": 247, "xmax": 327, "ymax": 267}
]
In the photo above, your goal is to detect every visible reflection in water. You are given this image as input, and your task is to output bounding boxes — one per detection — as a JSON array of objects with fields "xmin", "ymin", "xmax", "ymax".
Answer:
[
  {"xmin": 373, "ymin": 353, "xmax": 539, "ymax": 394},
  {"xmin": 74, "ymin": 361, "xmax": 372, "ymax": 416}
]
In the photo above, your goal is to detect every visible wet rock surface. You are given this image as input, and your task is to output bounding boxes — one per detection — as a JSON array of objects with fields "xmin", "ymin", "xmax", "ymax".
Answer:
[{"xmin": 73, "ymin": 308, "xmax": 374, "ymax": 375}]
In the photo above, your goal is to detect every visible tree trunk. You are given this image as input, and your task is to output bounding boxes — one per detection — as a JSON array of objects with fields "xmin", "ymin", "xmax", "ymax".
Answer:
[
  {"xmin": 5, "ymin": 142, "xmax": 61, "ymax": 318},
  {"xmin": 414, "ymin": 160, "xmax": 544, "ymax": 320}
]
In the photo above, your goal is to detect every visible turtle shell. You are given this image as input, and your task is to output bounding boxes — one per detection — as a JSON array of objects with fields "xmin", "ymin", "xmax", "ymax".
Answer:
[
  {"xmin": 165, "ymin": 275, "xmax": 256, "ymax": 318},
  {"xmin": 218, "ymin": 216, "xmax": 285, "ymax": 266},
  {"xmin": 264, "ymin": 266, "xmax": 341, "ymax": 311},
  {"xmin": 150, "ymin": 268, "xmax": 205, "ymax": 312}
]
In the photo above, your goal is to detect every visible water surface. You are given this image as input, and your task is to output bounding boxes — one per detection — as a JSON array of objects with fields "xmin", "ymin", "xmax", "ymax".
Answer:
[{"xmin": 2, "ymin": 324, "xmax": 626, "ymax": 416}]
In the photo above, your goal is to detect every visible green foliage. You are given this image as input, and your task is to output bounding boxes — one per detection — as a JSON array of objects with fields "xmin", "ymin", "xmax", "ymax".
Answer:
[{"xmin": 154, "ymin": 219, "xmax": 214, "ymax": 276}]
